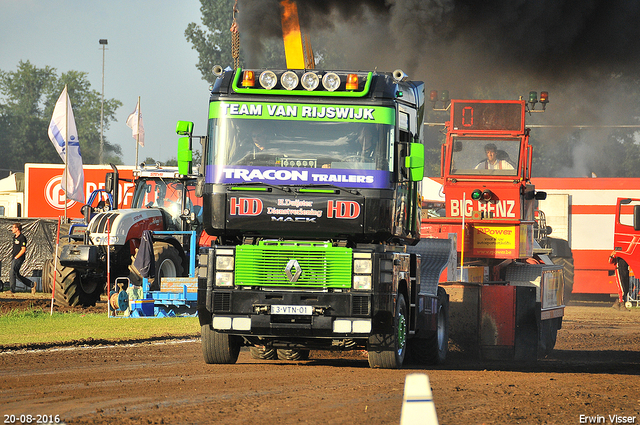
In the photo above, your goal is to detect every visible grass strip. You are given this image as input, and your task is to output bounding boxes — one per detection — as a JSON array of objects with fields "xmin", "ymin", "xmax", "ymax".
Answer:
[{"xmin": 0, "ymin": 310, "xmax": 199, "ymax": 348}]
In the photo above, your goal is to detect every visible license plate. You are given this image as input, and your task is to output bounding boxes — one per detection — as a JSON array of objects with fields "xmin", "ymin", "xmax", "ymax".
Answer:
[{"xmin": 271, "ymin": 305, "xmax": 312, "ymax": 315}]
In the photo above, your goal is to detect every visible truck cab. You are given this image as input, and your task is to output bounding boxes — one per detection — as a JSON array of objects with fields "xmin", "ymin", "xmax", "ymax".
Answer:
[{"xmin": 179, "ymin": 67, "xmax": 451, "ymax": 369}]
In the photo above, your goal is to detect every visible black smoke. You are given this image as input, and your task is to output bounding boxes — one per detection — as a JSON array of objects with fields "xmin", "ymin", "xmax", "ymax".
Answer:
[{"xmin": 236, "ymin": 0, "xmax": 640, "ymax": 177}]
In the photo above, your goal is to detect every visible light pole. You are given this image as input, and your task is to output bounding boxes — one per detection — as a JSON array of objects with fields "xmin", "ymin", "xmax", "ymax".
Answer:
[{"xmin": 99, "ymin": 39, "xmax": 108, "ymax": 164}]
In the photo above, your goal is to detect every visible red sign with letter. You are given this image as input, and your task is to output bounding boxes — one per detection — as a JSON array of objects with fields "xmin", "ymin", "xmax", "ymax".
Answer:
[{"xmin": 24, "ymin": 163, "xmax": 135, "ymax": 218}]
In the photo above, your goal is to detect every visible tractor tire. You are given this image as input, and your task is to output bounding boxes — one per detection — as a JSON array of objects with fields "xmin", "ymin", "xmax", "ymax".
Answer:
[
  {"xmin": 367, "ymin": 293, "xmax": 408, "ymax": 369},
  {"xmin": 547, "ymin": 237, "xmax": 574, "ymax": 303},
  {"xmin": 201, "ymin": 324, "xmax": 241, "ymax": 364},
  {"xmin": 41, "ymin": 258, "xmax": 54, "ymax": 293},
  {"xmin": 130, "ymin": 242, "xmax": 184, "ymax": 291},
  {"xmin": 250, "ymin": 346, "xmax": 278, "ymax": 360},
  {"xmin": 409, "ymin": 287, "xmax": 449, "ymax": 365},
  {"xmin": 52, "ymin": 260, "xmax": 102, "ymax": 307},
  {"xmin": 277, "ymin": 349, "xmax": 310, "ymax": 361},
  {"xmin": 552, "ymin": 257, "xmax": 574, "ymax": 304}
]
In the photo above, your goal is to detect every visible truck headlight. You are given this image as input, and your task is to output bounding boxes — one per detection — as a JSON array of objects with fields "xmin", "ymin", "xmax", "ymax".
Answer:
[
  {"xmin": 216, "ymin": 255, "xmax": 234, "ymax": 271},
  {"xmin": 353, "ymin": 259, "xmax": 372, "ymax": 274},
  {"xmin": 353, "ymin": 275, "xmax": 371, "ymax": 290},
  {"xmin": 216, "ymin": 272, "xmax": 234, "ymax": 287}
]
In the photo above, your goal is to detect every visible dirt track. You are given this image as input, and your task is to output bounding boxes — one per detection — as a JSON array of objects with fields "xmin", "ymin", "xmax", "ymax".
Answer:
[{"xmin": 1, "ymin": 299, "xmax": 639, "ymax": 425}]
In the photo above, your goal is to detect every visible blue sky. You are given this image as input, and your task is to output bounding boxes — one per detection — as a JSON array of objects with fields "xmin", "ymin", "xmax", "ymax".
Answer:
[{"xmin": 0, "ymin": 0, "xmax": 210, "ymax": 166}]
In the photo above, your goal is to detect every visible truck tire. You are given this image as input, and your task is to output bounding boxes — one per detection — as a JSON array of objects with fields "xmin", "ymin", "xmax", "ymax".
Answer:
[
  {"xmin": 52, "ymin": 261, "xmax": 102, "ymax": 307},
  {"xmin": 41, "ymin": 259, "xmax": 54, "ymax": 293},
  {"xmin": 538, "ymin": 317, "xmax": 561, "ymax": 357},
  {"xmin": 201, "ymin": 324, "xmax": 241, "ymax": 364},
  {"xmin": 367, "ymin": 293, "xmax": 408, "ymax": 369},
  {"xmin": 277, "ymin": 349, "xmax": 310, "ymax": 361},
  {"xmin": 250, "ymin": 346, "xmax": 278, "ymax": 360},
  {"xmin": 410, "ymin": 287, "xmax": 449, "ymax": 365}
]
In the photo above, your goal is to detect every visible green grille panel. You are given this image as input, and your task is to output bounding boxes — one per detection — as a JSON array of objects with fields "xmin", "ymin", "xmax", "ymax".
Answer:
[{"xmin": 235, "ymin": 242, "xmax": 352, "ymax": 288}]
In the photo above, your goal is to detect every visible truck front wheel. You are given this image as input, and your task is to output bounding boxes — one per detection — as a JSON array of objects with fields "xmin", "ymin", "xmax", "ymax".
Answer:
[
  {"xmin": 201, "ymin": 324, "xmax": 241, "ymax": 364},
  {"xmin": 367, "ymin": 293, "xmax": 408, "ymax": 369}
]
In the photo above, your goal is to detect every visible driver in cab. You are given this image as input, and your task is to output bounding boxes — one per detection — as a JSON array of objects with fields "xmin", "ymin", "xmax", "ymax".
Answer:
[{"xmin": 475, "ymin": 143, "xmax": 514, "ymax": 170}]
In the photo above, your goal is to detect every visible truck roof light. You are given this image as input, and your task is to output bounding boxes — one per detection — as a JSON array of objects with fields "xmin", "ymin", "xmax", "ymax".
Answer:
[
  {"xmin": 301, "ymin": 72, "xmax": 320, "ymax": 91},
  {"xmin": 322, "ymin": 72, "xmax": 340, "ymax": 91},
  {"xmin": 346, "ymin": 74, "xmax": 358, "ymax": 90},
  {"xmin": 281, "ymin": 71, "xmax": 299, "ymax": 90},
  {"xmin": 439, "ymin": 90, "xmax": 450, "ymax": 102},
  {"xmin": 259, "ymin": 71, "xmax": 277, "ymax": 89},
  {"xmin": 528, "ymin": 91, "xmax": 538, "ymax": 109},
  {"xmin": 481, "ymin": 189, "xmax": 494, "ymax": 201},
  {"xmin": 242, "ymin": 70, "xmax": 255, "ymax": 87},
  {"xmin": 540, "ymin": 91, "xmax": 549, "ymax": 103},
  {"xmin": 471, "ymin": 189, "xmax": 482, "ymax": 200},
  {"xmin": 429, "ymin": 90, "xmax": 438, "ymax": 102}
]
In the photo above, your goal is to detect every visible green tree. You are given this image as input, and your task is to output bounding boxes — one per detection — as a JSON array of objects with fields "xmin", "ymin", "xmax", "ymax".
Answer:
[
  {"xmin": 0, "ymin": 61, "xmax": 122, "ymax": 173},
  {"xmin": 185, "ymin": 0, "xmax": 237, "ymax": 84},
  {"xmin": 186, "ymin": 0, "xmax": 298, "ymax": 84}
]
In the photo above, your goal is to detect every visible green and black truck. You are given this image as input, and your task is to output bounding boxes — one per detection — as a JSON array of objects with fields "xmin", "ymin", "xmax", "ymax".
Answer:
[{"xmin": 176, "ymin": 67, "xmax": 451, "ymax": 368}]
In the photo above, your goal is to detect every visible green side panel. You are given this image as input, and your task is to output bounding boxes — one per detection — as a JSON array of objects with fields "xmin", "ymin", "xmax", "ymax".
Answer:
[{"xmin": 235, "ymin": 242, "xmax": 352, "ymax": 289}]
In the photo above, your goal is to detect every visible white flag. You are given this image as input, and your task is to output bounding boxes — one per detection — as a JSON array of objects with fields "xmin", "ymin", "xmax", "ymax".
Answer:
[
  {"xmin": 126, "ymin": 98, "xmax": 145, "ymax": 147},
  {"xmin": 47, "ymin": 86, "xmax": 85, "ymax": 203}
]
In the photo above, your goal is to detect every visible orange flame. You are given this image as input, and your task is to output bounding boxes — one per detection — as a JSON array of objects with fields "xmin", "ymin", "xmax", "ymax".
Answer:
[{"xmin": 280, "ymin": 0, "xmax": 305, "ymax": 69}]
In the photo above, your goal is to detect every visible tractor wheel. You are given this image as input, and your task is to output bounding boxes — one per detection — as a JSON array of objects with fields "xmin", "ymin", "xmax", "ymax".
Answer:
[
  {"xmin": 250, "ymin": 346, "xmax": 278, "ymax": 360},
  {"xmin": 201, "ymin": 324, "xmax": 241, "ymax": 364},
  {"xmin": 547, "ymin": 238, "xmax": 574, "ymax": 303},
  {"xmin": 277, "ymin": 349, "xmax": 310, "ymax": 361},
  {"xmin": 41, "ymin": 258, "xmax": 54, "ymax": 293},
  {"xmin": 410, "ymin": 287, "xmax": 449, "ymax": 365},
  {"xmin": 52, "ymin": 260, "xmax": 102, "ymax": 307},
  {"xmin": 367, "ymin": 293, "xmax": 408, "ymax": 369},
  {"xmin": 130, "ymin": 242, "xmax": 184, "ymax": 291}
]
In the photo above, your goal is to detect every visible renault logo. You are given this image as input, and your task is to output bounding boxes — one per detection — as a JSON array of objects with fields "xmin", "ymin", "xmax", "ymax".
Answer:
[{"xmin": 285, "ymin": 259, "xmax": 302, "ymax": 282}]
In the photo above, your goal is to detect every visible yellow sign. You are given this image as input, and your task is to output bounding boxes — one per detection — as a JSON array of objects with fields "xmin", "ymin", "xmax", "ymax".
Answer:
[{"xmin": 472, "ymin": 225, "xmax": 517, "ymax": 256}]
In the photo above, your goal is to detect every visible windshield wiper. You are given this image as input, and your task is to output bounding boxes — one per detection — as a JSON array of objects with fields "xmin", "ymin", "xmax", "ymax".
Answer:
[
  {"xmin": 226, "ymin": 182, "xmax": 292, "ymax": 192},
  {"xmin": 296, "ymin": 184, "xmax": 361, "ymax": 196}
]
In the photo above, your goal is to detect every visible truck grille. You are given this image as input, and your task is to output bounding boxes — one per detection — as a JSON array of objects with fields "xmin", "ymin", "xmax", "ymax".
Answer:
[
  {"xmin": 352, "ymin": 295, "xmax": 370, "ymax": 315},
  {"xmin": 235, "ymin": 241, "xmax": 352, "ymax": 289},
  {"xmin": 213, "ymin": 292, "xmax": 231, "ymax": 312}
]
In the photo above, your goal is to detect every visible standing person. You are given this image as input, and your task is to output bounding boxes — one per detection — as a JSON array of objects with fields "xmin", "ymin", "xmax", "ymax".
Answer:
[{"xmin": 10, "ymin": 223, "xmax": 35, "ymax": 294}]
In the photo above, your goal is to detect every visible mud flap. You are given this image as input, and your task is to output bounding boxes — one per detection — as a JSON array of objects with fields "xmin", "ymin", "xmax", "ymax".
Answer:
[{"xmin": 406, "ymin": 237, "xmax": 454, "ymax": 297}]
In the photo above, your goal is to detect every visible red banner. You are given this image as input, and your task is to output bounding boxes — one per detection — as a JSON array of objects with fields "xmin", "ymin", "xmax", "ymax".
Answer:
[{"xmin": 25, "ymin": 164, "xmax": 135, "ymax": 218}]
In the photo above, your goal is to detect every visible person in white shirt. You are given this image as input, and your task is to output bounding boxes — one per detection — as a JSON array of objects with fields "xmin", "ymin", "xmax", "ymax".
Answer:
[{"xmin": 475, "ymin": 143, "xmax": 514, "ymax": 170}]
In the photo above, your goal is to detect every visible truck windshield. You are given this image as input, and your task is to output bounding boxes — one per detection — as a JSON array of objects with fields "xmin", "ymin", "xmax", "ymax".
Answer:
[
  {"xmin": 207, "ymin": 118, "xmax": 394, "ymax": 172},
  {"xmin": 449, "ymin": 137, "xmax": 520, "ymax": 176},
  {"xmin": 132, "ymin": 178, "xmax": 201, "ymax": 229}
]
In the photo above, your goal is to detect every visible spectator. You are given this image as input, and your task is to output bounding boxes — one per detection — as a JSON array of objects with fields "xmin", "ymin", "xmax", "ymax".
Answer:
[{"xmin": 9, "ymin": 223, "xmax": 35, "ymax": 294}]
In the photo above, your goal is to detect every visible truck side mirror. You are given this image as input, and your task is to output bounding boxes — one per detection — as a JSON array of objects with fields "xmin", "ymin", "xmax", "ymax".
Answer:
[
  {"xmin": 634, "ymin": 205, "xmax": 640, "ymax": 231},
  {"xmin": 176, "ymin": 120, "xmax": 194, "ymax": 136},
  {"xmin": 177, "ymin": 136, "xmax": 193, "ymax": 175},
  {"xmin": 405, "ymin": 143, "xmax": 425, "ymax": 181}
]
